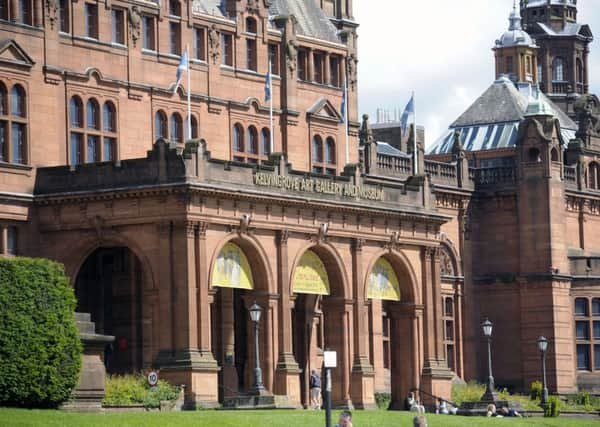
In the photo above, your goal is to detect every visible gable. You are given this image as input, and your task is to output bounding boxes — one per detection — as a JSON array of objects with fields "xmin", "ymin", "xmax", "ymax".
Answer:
[
  {"xmin": 307, "ymin": 97, "xmax": 342, "ymax": 123},
  {"xmin": 0, "ymin": 40, "xmax": 35, "ymax": 70}
]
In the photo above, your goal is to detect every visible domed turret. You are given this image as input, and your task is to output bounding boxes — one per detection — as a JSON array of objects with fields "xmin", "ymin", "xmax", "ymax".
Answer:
[{"xmin": 493, "ymin": 1, "xmax": 539, "ymax": 84}]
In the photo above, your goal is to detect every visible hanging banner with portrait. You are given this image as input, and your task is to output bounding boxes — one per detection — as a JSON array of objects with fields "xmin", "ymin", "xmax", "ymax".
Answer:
[
  {"xmin": 367, "ymin": 257, "xmax": 401, "ymax": 301},
  {"xmin": 292, "ymin": 250, "xmax": 330, "ymax": 295},
  {"xmin": 211, "ymin": 243, "xmax": 254, "ymax": 290}
]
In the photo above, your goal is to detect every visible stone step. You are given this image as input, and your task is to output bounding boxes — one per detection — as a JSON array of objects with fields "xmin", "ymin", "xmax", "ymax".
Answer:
[{"xmin": 74, "ymin": 312, "xmax": 91, "ymax": 322}]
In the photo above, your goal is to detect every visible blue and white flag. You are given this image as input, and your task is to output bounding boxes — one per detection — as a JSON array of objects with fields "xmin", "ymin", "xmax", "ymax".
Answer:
[
  {"xmin": 174, "ymin": 50, "xmax": 188, "ymax": 94},
  {"xmin": 264, "ymin": 61, "xmax": 272, "ymax": 102},
  {"xmin": 340, "ymin": 80, "xmax": 347, "ymax": 124},
  {"xmin": 400, "ymin": 94, "xmax": 415, "ymax": 136}
]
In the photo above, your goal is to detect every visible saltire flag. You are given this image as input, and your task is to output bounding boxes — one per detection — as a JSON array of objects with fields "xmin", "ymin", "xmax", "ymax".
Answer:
[
  {"xmin": 340, "ymin": 80, "xmax": 347, "ymax": 124},
  {"xmin": 265, "ymin": 62, "xmax": 272, "ymax": 102},
  {"xmin": 400, "ymin": 94, "xmax": 415, "ymax": 136},
  {"xmin": 174, "ymin": 50, "xmax": 189, "ymax": 94}
]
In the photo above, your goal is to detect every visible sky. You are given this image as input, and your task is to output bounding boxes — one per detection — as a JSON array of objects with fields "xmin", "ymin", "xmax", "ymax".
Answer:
[{"xmin": 355, "ymin": 0, "xmax": 600, "ymax": 147}]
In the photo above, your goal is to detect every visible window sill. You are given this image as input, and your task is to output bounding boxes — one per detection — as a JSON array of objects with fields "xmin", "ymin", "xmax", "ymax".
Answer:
[{"xmin": 0, "ymin": 161, "xmax": 33, "ymax": 174}]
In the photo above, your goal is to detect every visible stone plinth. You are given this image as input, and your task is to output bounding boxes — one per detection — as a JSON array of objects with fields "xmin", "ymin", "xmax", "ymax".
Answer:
[{"xmin": 62, "ymin": 312, "xmax": 114, "ymax": 412}]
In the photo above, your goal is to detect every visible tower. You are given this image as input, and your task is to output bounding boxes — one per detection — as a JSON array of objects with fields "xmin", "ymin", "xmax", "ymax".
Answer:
[
  {"xmin": 494, "ymin": 2, "xmax": 539, "ymax": 85},
  {"xmin": 520, "ymin": 0, "xmax": 594, "ymax": 116}
]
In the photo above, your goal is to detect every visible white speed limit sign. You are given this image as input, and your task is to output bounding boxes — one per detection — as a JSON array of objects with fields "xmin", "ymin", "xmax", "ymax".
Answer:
[{"xmin": 147, "ymin": 371, "xmax": 159, "ymax": 387}]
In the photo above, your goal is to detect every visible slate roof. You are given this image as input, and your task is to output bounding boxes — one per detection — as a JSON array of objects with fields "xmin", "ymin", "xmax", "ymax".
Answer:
[
  {"xmin": 269, "ymin": 0, "xmax": 340, "ymax": 43},
  {"xmin": 191, "ymin": 0, "xmax": 340, "ymax": 43},
  {"xmin": 428, "ymin": 77, "xmax": 577, "ymax": 155},
  {"xmin": 535, "ymin": 22, "xmax": 592, "ymax": 38},
  {"xmin": 525, "ymin": 0, "xmax": 576, "ymax": 7}
]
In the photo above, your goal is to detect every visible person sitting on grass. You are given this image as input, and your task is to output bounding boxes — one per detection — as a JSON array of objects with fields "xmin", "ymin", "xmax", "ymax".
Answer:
[
  {"xmin": 413, "ymin": 415, "xmax": 428, "ymax": 427},
  {"xmin": 486, "ymin": 403, "xmax": 502, "ymax": 417},
  {"xmin": 335, "ymin": 410, "xmax": 353, "ymax": 427},
  {"xmin": 407, "ymin": 392, "xmax": 425, "ymax": 413},
  {"xmin": 500, "ymin": 406, "xmax": 522, "ymax": 417}
]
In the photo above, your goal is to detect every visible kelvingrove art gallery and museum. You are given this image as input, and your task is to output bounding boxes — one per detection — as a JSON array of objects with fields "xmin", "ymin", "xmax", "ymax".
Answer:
[{"xmin": 3, "ymin": 0, "xmax": 600, "ymax": 410}]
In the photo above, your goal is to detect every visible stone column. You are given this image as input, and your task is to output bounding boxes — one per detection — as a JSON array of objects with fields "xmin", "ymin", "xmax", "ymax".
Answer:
[
  {"xmin": 350, "ymin": 238, "xmax": 376, "ymax": 409},
  {"xmin": 324, "ymin": 53, "xmax": 331, "ymax": 86},
  {"xmin": 455, "ymin": 284, "xmax": 465, "ymax": 378},
  {"xmin": 0, "ymin": 225, "xmax": 6, "ymax": 254},
  {"xmin": 220, "ymin": 288, "xmax": 238, "ymax": 397},
  {"xmin": 308, "ymin": 49, "xmax": 314, "ymax": 82},
  {"xmin": 324, "ymin": 298, "xmax": 353, "ymax": 409},
  {"xmin": 274, "ymin": 229, "xmax": 301, "ymax": 405},
  {"xmin": 9, "ymin": 0, "xmax": 17, "ymax": 22},
  {"xmin": 33, "ymin": 0, "xmax": 42, "ymax": 27},
  {"xmin": 420, "ymin": 247, "xmax": 453, "ymax": 404}
]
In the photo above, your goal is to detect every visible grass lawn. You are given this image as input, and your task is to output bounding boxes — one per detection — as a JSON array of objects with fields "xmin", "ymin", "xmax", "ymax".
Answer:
[{"xmin": 0, "ymin": 408, "xmax": 598, "ymax": 427}]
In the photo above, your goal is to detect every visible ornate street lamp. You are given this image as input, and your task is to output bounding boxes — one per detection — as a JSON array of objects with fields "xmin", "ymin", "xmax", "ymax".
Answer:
[
  {"xmin": 481, "ymin": 318, "xmax": 498, "ymax": 402},
  {"xmin": 537, "ymin": 336, "xmax": 549, "ymax": 406},
  {"xmin": 249, "ymin": 302, "xmax": 265, "ymax": 395}
]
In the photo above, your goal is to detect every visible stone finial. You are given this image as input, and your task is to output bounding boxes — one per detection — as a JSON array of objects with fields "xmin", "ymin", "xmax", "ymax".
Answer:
[
  {"xmin": 451, "ymin": 130, "xmax": 465, "ymax": 160},
  {"xmin": 359, "ymin": 114, "xmax": 373, "ymax": 145}
]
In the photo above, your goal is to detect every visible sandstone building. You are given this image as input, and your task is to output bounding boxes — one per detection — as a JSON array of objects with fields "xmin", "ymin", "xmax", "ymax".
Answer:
[{"xmin": 1, "ymin": 0, "xmax": 599, "ymax": 410}]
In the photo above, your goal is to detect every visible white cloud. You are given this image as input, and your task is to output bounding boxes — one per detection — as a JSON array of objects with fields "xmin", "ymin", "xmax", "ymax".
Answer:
[{"xmin": 356, "ymin": 0, "xmax": 600, "ymax": 147}]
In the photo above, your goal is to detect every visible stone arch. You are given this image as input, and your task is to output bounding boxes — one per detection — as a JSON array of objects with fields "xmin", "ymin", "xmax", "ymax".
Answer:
[
  {"xmin": 289, "ymin": 241, "xmax": 350, "ymax": 299},
  {"xmin": 440, "ymin": 233, "xmax": 462, "ymax": 277},
  {"xmin": 363, "ymin": 248, "xmax": 419, "ymax": 304},
  {"xmin": 66, "ymin": 231, "xmax": 157, "ymax": 292},
  {"xmin": 208, "ymin": 232, "xmax": 273, "ymax": 294}
]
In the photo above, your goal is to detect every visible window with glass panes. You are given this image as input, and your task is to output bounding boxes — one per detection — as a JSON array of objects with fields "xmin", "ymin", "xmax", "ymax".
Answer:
[
  {"xmin": 85, "ymin": 3, "xmax": 98, "ymax": 39},
  {"xmin": 59, "ymin": 0, "xmax": 69, "ymax": 32},
  {"xmin": 575, "ymin": 297, "xmax": 600, "ymax": 371},
  {"xmin": 0, "ymin": 82, "xmax": 28, "ymax": 165},
  {"xmin": 194, "ymin": 27, "xmax": 206, "ymax": 61},
  {"xmin": 112, "ymin": 9, "xmax": 125, "ymax": 45},
  {"xmin": 170, "ymin": 22, "xmax": 181, "ymax": 55},
  {"xmin": 443, "ymin": 296, "xmax": 456, "ymax": 371},
  {"xmin": 142, "ymin": 16, "xmax": 156, "ymax": 51},
  {"xmin": 222, "ymin": 33, "xmax": 233, "ymax": 66},
  {"xmin": 268, "ymin": 44, "xmax": 279, "ymax": 75}
]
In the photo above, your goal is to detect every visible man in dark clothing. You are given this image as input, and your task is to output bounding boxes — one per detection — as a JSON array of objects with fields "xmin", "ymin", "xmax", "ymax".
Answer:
[{"xmin": 309, "ymin": 369, "xmax": 321, "ymax": 409}]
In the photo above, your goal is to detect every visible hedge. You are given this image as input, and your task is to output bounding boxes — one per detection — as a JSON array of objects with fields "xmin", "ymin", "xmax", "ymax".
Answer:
[{"xmin": 0, "ymin": 257, "xmax": 82, "ymax": 408}]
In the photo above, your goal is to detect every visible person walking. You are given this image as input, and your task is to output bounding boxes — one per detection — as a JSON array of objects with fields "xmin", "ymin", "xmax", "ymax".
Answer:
[{"xmin": 309, "ymin": 369, "xmax": 322, "ymax": 409}]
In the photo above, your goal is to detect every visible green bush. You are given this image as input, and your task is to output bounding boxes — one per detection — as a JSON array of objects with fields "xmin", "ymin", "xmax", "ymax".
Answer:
[
  {"xmin": 451, "ymin": 381, "xmax": 485, "ymax": 406},
  {"xmin": 530, "ymin": 380, "xmax": 542, "ymax": 401},
  {"xmin": 374, "ymin": 392, "xmax": 391, "ymax": 410},
  {"xmin": 0, "ymin": 257, "xmax": 82, "ymax": 408},
  {"xmin": 103, "ymin": 375, "xmax": 180, "ymax": 408},
  {"xmin": 544, "ymin": 396, "xmax": 561, "ymax": 417}
]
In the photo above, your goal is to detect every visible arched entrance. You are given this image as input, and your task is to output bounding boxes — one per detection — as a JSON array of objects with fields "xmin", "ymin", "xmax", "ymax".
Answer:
[
  {"xmin": 366, "ymin": 253, "xmax": 419, "ymax": 409},
  {"xmin": 291, "ymin": 246, "xmax": 351, "ymax": 408},
  {"xmin": 209, "ymin": 239, "xmax": 271, "ymax": 402},
  {"xmin": 75, "ymin": 247, "xmax": 143, "ymax": 374}
]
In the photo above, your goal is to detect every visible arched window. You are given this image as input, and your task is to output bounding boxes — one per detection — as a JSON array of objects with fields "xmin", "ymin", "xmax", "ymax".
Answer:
[
  {"xmin": 261, "ymin": 128, "xmax": 270, "ymax": 156},
  {"xmin": 190, "ymin": 115, "xmax": 198, "ymax": 139},
  {"xmin": 232, "ymin": 123, "xmax": 244, "ymax": 153},
  {"xmin": 577, "ymin": 59, "xmax": 584, "ymax": 84},
  {"xmin": 589, "ymin": 162, "xmax": 600, "ymax": 190},
  {"xmin": 86, "ymin": 98, "xmax": 99, "ymax": 130},
  {"xmin": 528, "ymin": 147, "xmax": 541, "ymax": 163},
  {"xmin": 11, "ymin": 85, "xmax": 25, "ymax": 118},
  {"xmin": 312, "ymin": 135, "xmax": 323, "ymax": 163},
  {"xmin": 70, "ymin": 96, "xmax": 83, "ymax": 128},
  {"xmin": 247, "ymin": 126, "xmax": 258, "ymax": 155},
  {"xmin": 154, "ymin": 110, "xmax": 167, "ymax": 140},
  {"xmin": 325, "ymin": 137, "xmax": 336, "ymax": 164},
  {"xmin": 246, "ymin": 17, "xmax": 257, "ymax": 34},
  {"xmin": 169, "ymin": 0, "xmax": 181, "ymax": 16},
  {"xmin": 551, "ymin": 148, "xmax": 559, "ymax": 162},
  {"xmin": 553, "ymin": 57, "xmax": 565, "ymax": 82},
  {"xmin": 170, "ymin": 113, "xmax": 183, "ymax": 142},
  {"xmin": 103, "ymin": 102, "xmax": 116, "ymax": 133}
]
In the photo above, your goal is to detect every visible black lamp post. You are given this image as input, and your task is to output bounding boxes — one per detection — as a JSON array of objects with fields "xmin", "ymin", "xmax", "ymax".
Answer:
[
  {"xmin": 481, "ymin": 318, "xmax": 498, "ymax": 402},
  {"xmin": 249, "ymin": 302, "xmax": 265, "ymax": 395},
  {"xmin": 537, "ymin": 336, "xmax": 549, "ymax": 406}
]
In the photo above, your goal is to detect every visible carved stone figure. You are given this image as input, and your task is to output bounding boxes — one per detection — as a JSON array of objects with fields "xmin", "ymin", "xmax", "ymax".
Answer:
[
  {"xmin": 440, "ymin": 248, "xmax": 455, "ymax": 277},
  {"xmin": 451, "ymin": 130, "xmax": 465, "ymax": 161},
  {"xmin": 359, "ymin": 114, "xmax": 374, "ymax": 145},
  {"xmin": 347, "ymin": 54, "xmax": 358, "ymax": 89},
  {"xmin": 285, "ymin": 38, "xmax": 298, "ymax": 74},
  {"xmin": 129, "ymin": 6, "xmax": 142, "ymax": 46},
  {"xmin": 46, "ymin": 0, "xmax": 59, "ymax": 29},
  {"xmin": 574, "ymin": 94, "xmax": 600, "ymax": 141},
  {"xmin": 208, "ymin": 24, "xmax": 220, "ymax": 64},
  {"xmin": 246, "ymin": 0, "xmax": 259, "ymax": 14}
]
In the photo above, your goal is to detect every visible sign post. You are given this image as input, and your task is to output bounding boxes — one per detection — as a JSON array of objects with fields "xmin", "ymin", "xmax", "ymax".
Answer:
[
  {"xmin": 324, "ymin": 350, "xmax": 337, "ymax": 427},
  {"xmin": 147, "ymin": 370, "xmax": 159, "ymax": 388}
]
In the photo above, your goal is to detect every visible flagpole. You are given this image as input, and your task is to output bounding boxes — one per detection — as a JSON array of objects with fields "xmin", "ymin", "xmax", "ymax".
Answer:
[
  {"xmin": 269, "ymin": 60, "xmax": 274, "ymax": 154},
  {"xmin": 413, "ymin": 91, "xmax": 418, "ymax": 175},
  {"xmin": 344, "ymin": 79, "xmax": 349, "ymax": 165},
  {"xmin": 186, "ymin": 44, "xmax": 192, "ymax": 141}
]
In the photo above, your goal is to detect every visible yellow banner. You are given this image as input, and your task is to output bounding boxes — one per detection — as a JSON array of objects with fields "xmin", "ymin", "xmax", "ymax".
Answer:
[
  {"xmin": 368, "ymin": 258, "xmax": 401, "ymax": 301},
  {"xmin": 211, "ymin": 243, "xmax": 254, "ymax": 290},
  {"xmin": 292, "ymin": 250, "xmax": 330, "ymax": 295}
]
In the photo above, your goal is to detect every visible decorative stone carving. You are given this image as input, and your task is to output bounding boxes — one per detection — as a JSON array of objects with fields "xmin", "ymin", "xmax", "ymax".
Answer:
[
  {"xmin": 246, "ymin": 0, "xmax": 259, "ymax": 14},
  {"xmin": 440, "ymin": 247, "xmax": 455, "ymax": 277},
  {"xmin": 46, "ymin": 0, "xmax": 59, "ymax": 29},
  {"xmin": 359, "ymin": 114, "xmax": 374, "ymax": 145},
  {"xmin": 574, "ymin": 94, "xmax": 600, "ymax": 141},
  {"xmin": 208, "ymin": 24, "xmax": 220, "ymax": 64},
  {"xmin": 451, "ymin": 130, "xmax": 465, "ymax": 161},
  {"xmin": 285, "ymin": 38, "xmax": 298, "ymax": 74},
  {"xmin": 347, "ymin": 53, "xmax": 358, "ymax": 90},
  {"xmin": 129, "ymin": 6, "xmax": 142, "ymax": 47},
  {"xmin": 239, "ymin": 214, "xmax": 251, "ymax": 234},
  {"xmin": 277, "ymin": 229, "xmax": 289, "ymax": 245}
]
